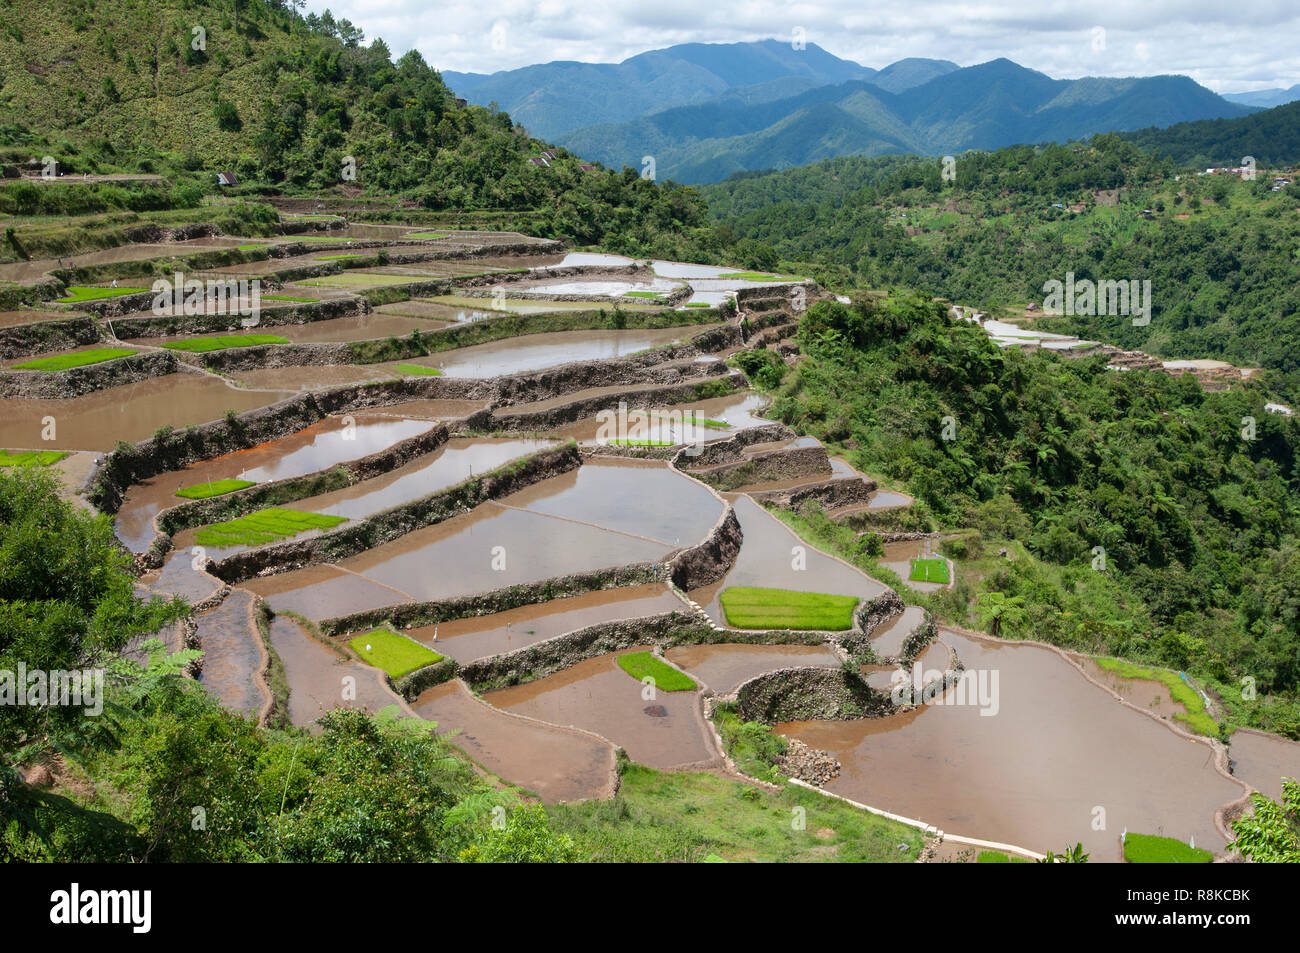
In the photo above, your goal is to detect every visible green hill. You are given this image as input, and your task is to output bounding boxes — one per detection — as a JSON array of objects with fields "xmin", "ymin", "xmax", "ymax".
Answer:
[{"xmin": 0, "ymin": 0, "xmax": 706, "ymax": 250}]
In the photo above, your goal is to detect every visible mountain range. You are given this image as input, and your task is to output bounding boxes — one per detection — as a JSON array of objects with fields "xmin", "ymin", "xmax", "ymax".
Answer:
[
  {"xmin": 446, "ymin": 41, "xmax": 1257, "ymax": 183},
  {"xmin": 1223, "ymin": 85, "xmax": 1300, "ymax": 109}
]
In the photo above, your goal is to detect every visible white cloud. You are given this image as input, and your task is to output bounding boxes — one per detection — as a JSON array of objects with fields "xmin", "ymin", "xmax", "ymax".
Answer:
[{"xmin": 312, "ymin": 0, "xmax": 1300, "ymax": 91}]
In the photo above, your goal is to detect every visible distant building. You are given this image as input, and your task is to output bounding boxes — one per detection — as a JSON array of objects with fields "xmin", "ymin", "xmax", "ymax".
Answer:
[
  {"xmin": 216, "ymin": 171, "xmax": 238, "ymax": 186},
  {"xmin": 454, "ymin": 97, "xmax": 467, "ymax": 108},
  {"xmin": 1265, "ymin": 402, "xmax": 1294, "ymax": 416},
  {"xmin": 578, "ymin": 163, "xmax": 597, "ymax": 173}
]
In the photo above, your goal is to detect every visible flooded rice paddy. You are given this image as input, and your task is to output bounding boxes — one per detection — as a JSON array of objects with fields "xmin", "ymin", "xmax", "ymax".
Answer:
[
  {"xmin": 0, "ymin": 374, "xmax": 294, "ymax": 451},
  {"xmin": 487, "ymin": 649, "xmax": 721, "ymax": 771},
  {"xmin": 691, "ymin": 494, "xmax": 887, "ymax": 626},
  {"xmin": 777, "ymin": 629, "xmax": 1244, "ymax": 861}
]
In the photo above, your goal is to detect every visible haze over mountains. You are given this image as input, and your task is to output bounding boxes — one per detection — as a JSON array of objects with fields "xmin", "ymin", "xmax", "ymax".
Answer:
[
  {"xmin": 446, "ymin": 40, "xmax": 1256, "ymax": 183},
  {"xmin": 1224, "ymin": 85, "xmax": 1300, "ymax": 109}
]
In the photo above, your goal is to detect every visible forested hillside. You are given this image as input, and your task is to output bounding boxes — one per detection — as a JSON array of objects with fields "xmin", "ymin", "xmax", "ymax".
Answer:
[
  {"xmin": 764, "ymin": 295, "xmax": 1300, "ymax": 737},
  {"xmin": 701, "ymin": 135, "xmax": 1300, "ymax": 395},
  {"xmin": 0, "ymin": 0, "xmax": 708, "ymax": 251}
]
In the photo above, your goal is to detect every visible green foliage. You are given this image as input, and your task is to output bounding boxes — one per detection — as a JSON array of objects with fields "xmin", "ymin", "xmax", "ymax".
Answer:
[
  {"xmin": 701, "ymin": 140, "xmax": 1300, "ymax": 397},
  {"xmin": 193, "ymin": 507, "xmax": 346, "ymax": 547},
  {"xmin": 348, "ymin": 629, "xmax": 442, "ymax": 679},
  {"xmin": 1093, "ymin": 657, "xmax": 1219, "ymax": 736},
  {"xmin": 54, "ymin": 287, "xmax": 145, "ymax": 303},
  {"xmin": 175, "ymin": 478, "xmax": 256, "ymax": 499},
  {"xmin": 719, "ymin": 586, "xmax": 858, "ymax": 631},
  {"xmin": 909, "ymin": 557, "xmax": 950, "ymax": 584},
  {"xmin": 12, "ymin": 347, "xmax": 135, "ymax": 371},
  {"xmin": 731, "ymin": 347, "xmax": 786, "ymax": 389},
  {"xmin": 1123, "ymin": 832, "xmax": 1213, "ymax": 863},
  {"xmin": 162, "ymin": 334, "xmax": 288, "ymax": 353},
  {"xmin": 391, "ymin": 363, "xmax": 442, "ymax": 376},
  {"xmin": 459, "ymin": 804, "xmax": 579, "ymax": 863},
  {"xmin": 1229, "ymin": 777, "xmax": 1300, "ymax": 862},
  {"xmin": 712, "ymin": 702, "xmax": 788, "ymax": 783},
  {"xmin": 546, "ymin": 763, "xmax": 925, "ymax": 862},
  {"xmin": 0, "ymin": 450, "xmax": 68, "ymax": 467},
  {"xmin": 768, "ymin": 293, "xmax": 1300, "ymax": 731},
  {"xmin": 615, "ymin": 651, "xmax": 696, "ymax": 692}
]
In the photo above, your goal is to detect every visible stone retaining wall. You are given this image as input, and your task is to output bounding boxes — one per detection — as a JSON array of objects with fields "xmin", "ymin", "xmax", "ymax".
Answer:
[
  {"xmin": 108, "ymin": 295, "xmax": 365, "ymax": 339},
  {"xmin": 0, "ymin": 315, "xmax": 102, "ymax": 359},
  {"xmin": 319, "ymin": 564, "xmax": 667, "ymax": 636},
  {"xmin": 840, "ymin": 590, "xmax": 905, "ymax": 657},
  {"xmin": 673, "ymin": 422, "xmax": 792, "ymax": 468},
  {"xmin": 689, "ymin": 444, "xmax": 831, "ymax": 491},
  {"xmin": 749, "ymin": 475, "xmax": 877, "ymax": 509},
  {"xmin": 0, "ymin": 349, "xmax": 185, "ymax": 399},
  {"xmin": 669, "ymin": 505, "xmax": 742, "ymax": 591},
  {"xmin": 154, "ymin": 423, "xmax": 452, "ymax": 542},
  {"xmin": 735, "ymin": 666, "xmax": 894, "ymax": 723}
]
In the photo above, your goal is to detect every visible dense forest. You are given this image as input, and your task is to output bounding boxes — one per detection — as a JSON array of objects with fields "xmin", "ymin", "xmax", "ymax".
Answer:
[
  {"xmin": 0, "ymin": 0, "xmax": 709, "ymax": 254},
  {"xmin": 757, "ymin": 295, "xmax": 1300, "ymax": 738},
  {"xmin": 701, "ymin": 135, "xmax": 1300, "ymax": 397}
]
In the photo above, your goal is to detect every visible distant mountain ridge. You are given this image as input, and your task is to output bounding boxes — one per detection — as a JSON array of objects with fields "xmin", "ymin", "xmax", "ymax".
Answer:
[
  {"xmin": 446, "ymin": 41, "xmax": 1255, "ymax": 184},
  {"xmin": 442, "ymin": 39, "xmax": 879, "ymax": 139},
  {"xmin": 563, "ymin": 57, "xmax": 1256, "ymax": 183},
  {"xmin": 1223, "ymin": 85, "xmax": 1300, "ymax": 109}
]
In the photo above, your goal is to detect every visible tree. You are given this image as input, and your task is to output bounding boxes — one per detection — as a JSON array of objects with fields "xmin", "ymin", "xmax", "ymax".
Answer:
[{"xmin": 1229, "ymin": 778, "xmax": 1300, "ymax": 862}]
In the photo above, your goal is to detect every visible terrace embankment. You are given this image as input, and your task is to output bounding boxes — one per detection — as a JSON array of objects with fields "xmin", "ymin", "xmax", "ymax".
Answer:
[
  {"xmin": 736, "ymin": 666, "xmax": 894, "ymax": 723},
  {"xmin": 0, "ymin": 350, "xmax": 185, "ymax": 399},
  {"xmin": 108, "ymin": 295, "xmax": 367, "ymax": 339},
  {"xmin": 148, "ymin": 422, "xmax": 453, "ymax": 551},
  {"xmin": 0, "ymin": 314, "xmax": 102, "ymax": 359},
  {"xmin": 88, "ymin": 352, "xmax": 731, "ymax": 511},
  {"xmin": 208, "ymin": 443, "xmax": 583, "ymax": 583}
]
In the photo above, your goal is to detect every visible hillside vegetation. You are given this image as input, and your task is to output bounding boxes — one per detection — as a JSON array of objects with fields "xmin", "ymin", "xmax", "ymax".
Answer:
[
  {"xmin": 0, "ymin": 0, "xmax": 708, "ymax": 252},
  {"xmin": 760, "ymin": 295, "xmax": 1300, "ymax": 737},
  {"xmin": 701, "ymin": 135, "xmax": 1300, "ymax": 397}
]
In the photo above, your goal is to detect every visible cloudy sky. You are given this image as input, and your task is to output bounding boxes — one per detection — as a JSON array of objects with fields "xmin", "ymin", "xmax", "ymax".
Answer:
[{"xmin": 317, "ymin": 0, "xmax": 1300, "ymax": 92}]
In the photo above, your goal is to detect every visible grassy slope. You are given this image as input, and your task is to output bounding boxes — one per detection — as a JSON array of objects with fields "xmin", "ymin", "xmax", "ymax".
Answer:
[{"xmin": 547, "ymin": 763, "xmax": 925, "ymax": 862}]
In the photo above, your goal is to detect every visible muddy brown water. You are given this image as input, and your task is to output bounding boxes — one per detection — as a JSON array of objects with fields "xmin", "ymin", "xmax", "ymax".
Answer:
[
  {"xmin": 0, "ymin": 309, "xmax": 83, "ymax": 328},
  {"xmin": 869, "ymin": 606, "xmax": 928, "ymax": 658},
  {"xmin": 412, "ymin": 680, "xmax": 616, "ymax": 802},
  {"xmin": 397, "ymin": 326, "xmax": 712, "ymax": 379},
  {"xmin": 406, "ymin": 583, "xmax": 683, "ymax": 663},
  {"xmin": 247, "ymin": 500, "xmax": 673, "ymax": 620},
  {"xmin": 777, "ymin": 628, "xmax": 1244, "ymax": 861},
  {"xmin": 244, "ymin": 563, "xmax": 414, "ymax": 620},
  {"xmin": 139, "ymin": 549, "xmax": 225, "ymax": 603},
  {"xmin": 194, "ymin": 589, "xmax": 266, "ymax": 716},
  {"xmin": 267, "ymin": 615, "xmax": 403, "ymax": 726},
  {"xmin": 500, "ymin": 457, "xmax": 723, "ymax": 546},
  {"xmin": 691, "ymin": 494, "xmax": 887, "ymax": 626},
  {"xmin": 0, "ymin": 374, "xmax": 293, "ymax": 451},
  {"xmin": 288, "ymin": 437, "xmax": 554, "ymax": 521},
  {"xmin": 359, "ymin": 397, "xmax": 488, "ymax": 420},
  {"xmin": 487, "ymin": 649, "xmax": 721, "ymax": 771},
  {"xmin": 1077, "ymin": 657, "xmax": 1191, "ymax": 727},
  {"xmin": 113, "ymin": 414, "xmax": 435, "ymax": 551},
  {"xmin": 665, "ymin": 642, "xmax": 842, "ymax": 696},
  {"xmin": 233, "ymin": 365, "xmax": 394, "ymax": 390},
  {"xmin": 549, "ymin": 392, "xmax": 773, "ymax": 445},
  {"xmin": 1227, "ymin": 729, "xmax": 1300, "ymax": 802},
  {"xmin": 130, "ymin": 312, "xmax": 451, "ymax": 346}
]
